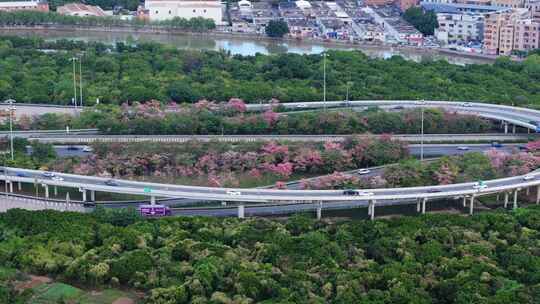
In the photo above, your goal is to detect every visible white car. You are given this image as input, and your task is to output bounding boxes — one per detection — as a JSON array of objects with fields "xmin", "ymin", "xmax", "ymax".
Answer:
[
  {"xmin": 82, "ymin": 146, "xmax": 93, "ymax": 152},
  {"xmin": 296, "ymin": 104, "xmax": 307, "ymax": 108},
  {"xmin": 523, "ymin": 174, "xmax": 535, "ymax": 181},
  {"xmin": 457, "ymin": 146, "xmax": 469, "ymax": 151},
  {"xmin": 52, "ymin": 176, "xmax": 64, "ymax": 181},
  {"xmin": 357, "ymin": 169, "xmax": 371, "ymax": 175},
  {"xmin": 472, "ymin": 182, "xmax": 487, "ymax": 190},
  {"xmin": 358, "ymin": 191, "xmax": 374, "ymax": 196},
  {"xmin": 461, "ymin": 102, "xmax": 472, "ymax": 107},
  {"xmin": 226, "ymin": 190, "xmax": 242, "ymax": 196},
  {"xmin": 42, "ymin": 172, "xmax": 55, "ymax": 178}
]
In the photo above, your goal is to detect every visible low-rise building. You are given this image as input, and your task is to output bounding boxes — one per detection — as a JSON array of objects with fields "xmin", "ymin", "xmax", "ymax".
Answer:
[
  {"xmin": 436, "ymin": 13, "xmax": 484, "ymax": 43},
  {"xmin": 514, "ymin": 18, "xmax": 540, "ymax": 50},
  {"xmin": 397, "ymin": 0, "xmax": 420, "ymax": 11},
  {"xmin": 144, "ymin": 0, "xmax": 224, "ymax": 24},
  {"xmin": 57, "ymin": 3, "xmax": 107, "ymax": 17},
  {"xmin": 0, "ymin": 0, "xmax": 48, "ymax": 12},
  {"xmin": 483, "ymin": 8, "xmax": 531, "ymax": 55},
  {"xmin": 287, "ymin": 19, "xmax": 317, "ymax": 38}
]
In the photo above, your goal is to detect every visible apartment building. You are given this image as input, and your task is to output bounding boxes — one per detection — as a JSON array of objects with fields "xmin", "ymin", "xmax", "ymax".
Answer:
[
  {"xmin": 483, "ymin": 8, "xmax": 532, "ymax": 55},
  {"xmin": 144, "ymin": 0, "xmax": 224, "ymax": 24},
  {"xmin": 514, "ymin": 18, "xmax": 540, "ymax": 50},
  {"xmin": 436, "ymin": 13, "xmax": 484, "ymax": 42},
  {"xmin": 0, "ymin": 0, "xmax": 48, "ymax": 12},
  {"xmin": 492, "ymin": 0, "xmax": 525, "ymax": 8}
]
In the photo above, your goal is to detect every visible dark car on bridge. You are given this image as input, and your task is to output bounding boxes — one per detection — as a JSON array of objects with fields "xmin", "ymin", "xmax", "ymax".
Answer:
[
  {"xmin": 343, "ymin": 189, "xmax": 360, "ymax": 195},
  {"xmin": 104, "ymin": 179, "xmax": 119, "ymax": 186}
]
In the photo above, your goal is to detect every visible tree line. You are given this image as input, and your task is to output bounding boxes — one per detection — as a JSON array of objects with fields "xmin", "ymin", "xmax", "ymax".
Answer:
[
  {"xmin": 2, "ymin": 205, "xmax": 540, "ymax": 303},
  {"xmin": 0, "ymin": 36, "xmax": 539, "ymax": 106},
  {"xmin": 0, "ymin": 11, "xmax": 216, "ymax": 31}
]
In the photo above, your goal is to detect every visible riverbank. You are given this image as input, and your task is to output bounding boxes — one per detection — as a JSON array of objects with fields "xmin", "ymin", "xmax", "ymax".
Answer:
[{"xmin": 0, "ymin": 25, "xmax": 497, "ymax": 64}]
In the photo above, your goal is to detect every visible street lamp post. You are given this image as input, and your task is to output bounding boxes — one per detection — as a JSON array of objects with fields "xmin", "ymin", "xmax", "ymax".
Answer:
[
  {"xmin": 322, "ymin": 52, "xmax": 328, "ymax": 110},
  {"xmin": 70, "ymin": 57, "xmax": 78, "ymax": 108},
  {"xmin": 420, "ymin": 99, "xmax": 425, "ymax": 162},
  {"xmin": 79, "ymin": 56, "xmax": 83, "ymax": 108},
  {"xmin": 3, "ymin": 99, "xmax": 15, "ymax": 161}
]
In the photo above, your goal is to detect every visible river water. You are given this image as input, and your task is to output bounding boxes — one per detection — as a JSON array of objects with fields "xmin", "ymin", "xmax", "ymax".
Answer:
[{"xmin": 0, "ymin": 29, "xmax": 494, "ymax": 65}]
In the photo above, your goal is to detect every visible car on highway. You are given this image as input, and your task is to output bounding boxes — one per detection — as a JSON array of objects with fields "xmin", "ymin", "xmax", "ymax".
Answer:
[
  {"xmin": 104, "ymin": 179, "xmax": 119, "ymax": 186},
  {"xmin": 523, "ymin": 174, "xmax": 535, "ymax": 181},
  {"xmin": 52, "ymin": 176, "xmax": 64, "ymax": 181},
  {"xmin": 42, "ymin": 172, "xmax": 55, "ymax": 178},
  {"xmin": 67, "ymin": 146, "xmax": 79, "ymax": 151},
  {"xmin": 343, "ymin": 189, "xmax": 359, "ymax": 195},
  {"xmin": 296, "ymin": 104, "xmax": 307, "ymax": 108},
  {"xmin": 358, "ymin": 191, "xmax": 374, "ymax": 196},
  {"xmin": 392, "ymin": 105, "xmax": 404, "ymax": 110},
  {"xmin": 427, "ymin": 189, "xmax": 442, "ymax": 193},
  {"xmin": 226, "ymin": 190, "xmax": 241, "ymax": 196},
  {"xmin": 16, "ymin": 172, "xmax": 28, "ymax": 177},
  {"xmin": 357, "ymin": 169, "xmax": 371, "ymax": 175},
  {"xmin": 472, "ymin": 181, "xmax": 487, "ymax": 190},
  {"xmin": 518, "ymin": 145, "xmax": 529, "ymax": 151},
  {"xmin": 457, "ymin": 146, "xmax": 469, "ymax": 151},
  {"xmin": 461, "ymin": 102, "xmax": 472, "ymax": 107},
  {"xmin": 491, "ymin": 142, "xmax": 503, "ymax": 148},
  {"xmin": 82, "ymin": 146, "xmax": 93, "ymax": 152}
]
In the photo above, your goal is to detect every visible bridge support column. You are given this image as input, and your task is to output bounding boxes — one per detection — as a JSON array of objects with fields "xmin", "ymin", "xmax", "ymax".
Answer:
[
  {"xmin": 238, "ymin": 205, "xmax": 245, "ymax": 219},
  {"xmin": 150, "ymin": 196, "xmax": 156, "ymax": 205},
  {"xmin": 82, "ymin": 190, "xmax": 87, "ymax": 202},
  {"xmin": 504, "ymin": 122, "xmax": 508, "ymax": 134},
  {"xmin": 496, "ymin": 194, "xmax": 500, "ymax": 202},
  {"xmin": 369, "ymin": 200, "xmax": 376, "ymax": 221},
  {"xmin": 416, "ymin": 198, "xmax": 421, "ymax": 212},
  {"xmin": 526, "ymin": 187, "xmax": 530, "ymax": 196},
  {"xmin": 504, "ymin": 192, "xmax": 509, "ymax": 208},
  {"xmin": 462, "ymin": 196, "xmax": 467, "ymax": 207},
  {"xmin": 90, "ymin": 190, "xmax": 95, "ymax": 202},
  {"xmin": 316, "ymin": 201, "xmax": 322, "ymax": 220},
  {"xmin": 421, "ymin": 198, "xmax": 427, "ymax": 214},
  {"xmin": 54, "ymin": 185, "xmax": 57, "ymax": 196},
  {"xmin": 537, "ymin": 185, "xmax": 540, "ymax": 204},
  {"xmin": 9, "ymin": 181, "xmax": 13, "ymax": 193},
  {"xmin": 17, "ymin": 182, "xmax": 21, "ymax": 191},
  {"xmin": 44, "ymin": 185, "xmax": 49, "ymax": 198},
  {"xmin": 512, "ymin": 125, "xmax": 516, "ymax": 134},
  {"xmin": 469, "ymin": 195, "xmax": 475, "ymax": 215},
  {"xmin": 513, "ymin": 189, "xmax": 519, "ymax": 210}
]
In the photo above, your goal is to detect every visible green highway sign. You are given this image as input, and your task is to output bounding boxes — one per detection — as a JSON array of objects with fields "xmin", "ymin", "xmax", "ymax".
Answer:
[{"xmin": 144, "ymin": 187, "xmax": 152, "ymax": 193}]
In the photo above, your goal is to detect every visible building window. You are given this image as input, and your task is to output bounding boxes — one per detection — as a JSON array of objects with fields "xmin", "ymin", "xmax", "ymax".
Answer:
[
  {"xmin": 155, "ymin": 10, "xmax": 158, "ymax": 14},
  {"xmin": 204, "ymin": 9, "xmax": 207, "ymax": 13},
  {"xmin": 169, "ymin": 10, "xmax": 171, "ymax": 14},
  {"xmin": 193, "ymin": 9, "xmax": 196, "ymax": 12}
]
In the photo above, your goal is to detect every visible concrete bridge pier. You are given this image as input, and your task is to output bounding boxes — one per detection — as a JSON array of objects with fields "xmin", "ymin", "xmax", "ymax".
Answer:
[
  {"xmin": 469, "ymin": 195, "xmax": 475, "ymax": 215},
  {"xmin": 512, "ymin": 125, "xmax": 516, "ymax": 134},
  {"xmin": 150, "ymin": 196, "xmax": 156, "ymax": 205},
  {"xmin": 369, "ymin": 200, "xmax": 376, "ymax": 220},
  {"xmin": 496, "ymin": 194, "xmax": 500, "ymax": 202},
  {"xmin": 54, "ymin": 185, "xmax": 57, "ymax": 196},
  {"xmin": 416, "ymin": 198, "xmax": 421, "ymax": 212},
  {"xmin": 44, "ymin": 185, "xmax": 49, "ymax": 198},
  {"xmin": 82, "ymin": 190, "xmax": 87, "ymax": 202},
  {"xmin": 504, "ymin": 122, "xmax": 509, "ymax": 134},
  {"xmin": 18, "ymin": 182, "xmax": 21, "ymax": 191},
  {"xmin": 8, "ymin": 181, "xmax": 13, "ymax": 193},
  {"xmin": 526, "ymin": 187, "xmax": 530, "ymax": 196},
  {"xmin": 513, "ymin": 189, "xmax": 519, "ymax": 209},
  {"xmin": 90, "ymin": 190, "xmax": 95, "ymax": 202},
  {"xmin": 504, "ymin": 192, "xmax": 509, "ymax": 208},
  {"xmin": 238, "ymin": 205, "xmax": 245, "ymax": 219},
  {"xmin": 421, "ymin": 198, "xmax": 427, "ymax": 214},
  {"xmin": 316, "ymin": 201, "xmax": 322, "ymax": 220},
  {"xmin": 536, "ymin": 185, "xmax": 540, "ymax": 204},
  {"xmin": 462, "ymin": 196, "xmax": 467, "ymax": 207}
]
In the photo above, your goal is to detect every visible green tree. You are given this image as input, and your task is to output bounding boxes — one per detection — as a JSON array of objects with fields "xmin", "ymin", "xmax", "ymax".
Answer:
[
  {"xmin": 403, "ymin": 7, "xmax": 439, "ymax": 35},
  {"xmin": 265, "ymin": 20, "xmax": 289, "ymax": 38}
]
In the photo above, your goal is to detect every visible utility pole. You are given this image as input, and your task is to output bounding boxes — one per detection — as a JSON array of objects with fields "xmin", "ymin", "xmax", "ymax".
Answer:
[{"xmin": 70, "ymin": 57, "xmax": 78, "ymax": 108}]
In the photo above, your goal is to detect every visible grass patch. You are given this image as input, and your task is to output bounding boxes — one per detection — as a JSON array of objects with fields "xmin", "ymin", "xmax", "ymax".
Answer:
[
  {"xmin": 0, "ymin": 267, "xmax": 17, "ymax": 281},
  {"xmin": 78, "ymin": 289, "xmax": 137, "ymax": 304},
  {"xmin": 31, "ymin": 282, "xmax": 83, "ymax": 303}
]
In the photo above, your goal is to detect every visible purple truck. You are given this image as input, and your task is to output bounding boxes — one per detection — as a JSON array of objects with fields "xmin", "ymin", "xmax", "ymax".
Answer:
[{"xmin": 138, "ymin": 204, "xmax": 172, "ymax": 217}]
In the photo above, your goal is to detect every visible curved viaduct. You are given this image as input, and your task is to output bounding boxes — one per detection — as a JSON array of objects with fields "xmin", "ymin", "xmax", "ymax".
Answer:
[{"xmin": 1, "ymin": 100, "xmax": 540, "ymax": 219}]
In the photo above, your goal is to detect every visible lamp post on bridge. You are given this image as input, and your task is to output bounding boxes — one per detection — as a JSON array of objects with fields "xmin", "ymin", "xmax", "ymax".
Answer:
[{"xmin": 3, "ymin": 99, "xmax": 16, "ymax": 161}]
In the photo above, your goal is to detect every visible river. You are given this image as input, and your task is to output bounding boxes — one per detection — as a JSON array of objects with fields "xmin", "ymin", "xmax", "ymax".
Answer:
[{"xmin": 0, "ymin": 29, "xmax": 495, "ymax": 65}]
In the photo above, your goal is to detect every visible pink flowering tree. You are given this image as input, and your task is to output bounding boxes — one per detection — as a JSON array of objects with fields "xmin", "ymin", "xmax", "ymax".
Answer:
[{"xmin": 225, "ymin": 98, "xmax": 247, "ymax": 113}]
